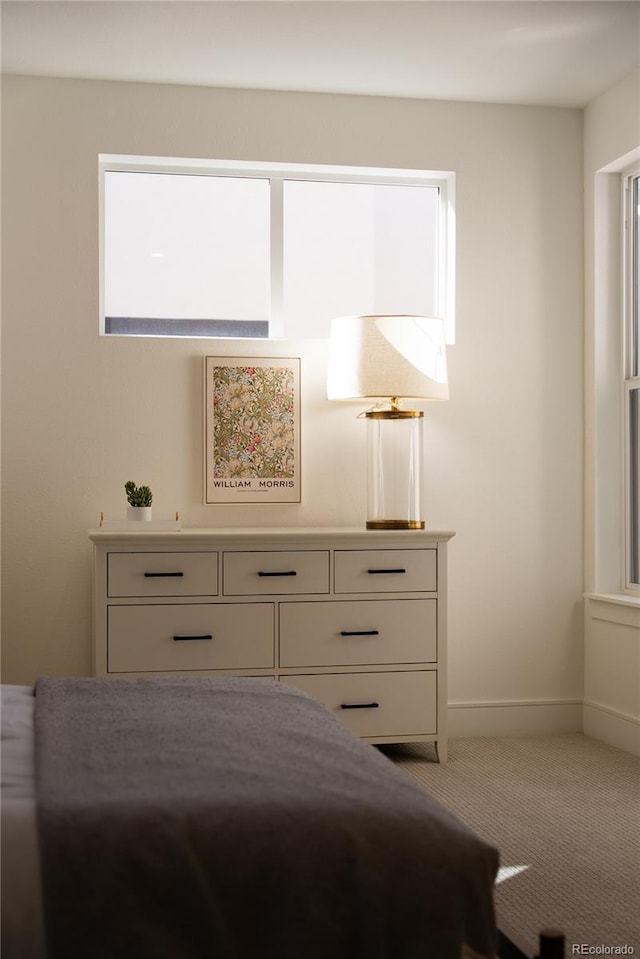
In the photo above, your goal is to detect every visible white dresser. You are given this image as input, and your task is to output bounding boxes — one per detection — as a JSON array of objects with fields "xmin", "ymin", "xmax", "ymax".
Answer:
[{"xmin": 89, "ymin": 527, "xmax": 454, "ymax": 760}]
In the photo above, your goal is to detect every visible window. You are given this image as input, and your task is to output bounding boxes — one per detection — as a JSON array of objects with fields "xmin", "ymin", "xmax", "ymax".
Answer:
[
  {"xmin": 99, "ymin": 156, "xmax": 455, "ymax": 341},
  {"xmin": 624, "ymin": 171, "xmax": 640, "ymax": 591}
]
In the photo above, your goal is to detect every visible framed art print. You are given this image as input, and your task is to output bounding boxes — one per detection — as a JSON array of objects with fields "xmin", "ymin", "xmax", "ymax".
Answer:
[{"xmin": 205, "ymin": 356, "xmax": 301, "ymax": 504}]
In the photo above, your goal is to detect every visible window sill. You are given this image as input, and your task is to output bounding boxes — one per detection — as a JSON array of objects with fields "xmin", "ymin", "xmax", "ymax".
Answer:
[{"xmin": 584, "ymin": 592, "xmax": 640, "ymax": 609}]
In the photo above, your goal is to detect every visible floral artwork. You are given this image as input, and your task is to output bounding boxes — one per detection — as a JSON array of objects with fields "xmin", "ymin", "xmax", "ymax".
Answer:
[{"xmin": 205, "ymin": 357, "xmax": 301, "ymax": 504}]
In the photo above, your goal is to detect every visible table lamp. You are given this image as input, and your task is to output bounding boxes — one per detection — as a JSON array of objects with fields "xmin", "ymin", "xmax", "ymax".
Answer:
[{"xmin": 327, "ymin": 314, "xmax": 449, "ymax": 529}]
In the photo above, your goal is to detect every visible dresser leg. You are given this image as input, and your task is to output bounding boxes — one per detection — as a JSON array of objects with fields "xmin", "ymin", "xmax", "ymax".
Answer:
[{"xmin": 434, "ymin": 738, "xmax": 448, "ymax": 763}]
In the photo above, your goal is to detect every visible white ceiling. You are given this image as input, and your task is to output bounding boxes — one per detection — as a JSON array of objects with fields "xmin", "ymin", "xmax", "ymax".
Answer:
[{"xmin": 1, "ymin": 0, "xmax": 639, "ymax": 109}]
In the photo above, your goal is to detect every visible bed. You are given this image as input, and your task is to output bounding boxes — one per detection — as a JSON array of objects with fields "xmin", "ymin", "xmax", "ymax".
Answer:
[{"xmin": 1, "ymin": 676, "xmax": 499, "ymax": 959}]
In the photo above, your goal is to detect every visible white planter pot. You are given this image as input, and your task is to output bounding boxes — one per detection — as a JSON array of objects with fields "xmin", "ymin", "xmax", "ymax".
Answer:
[{"xmin": 127, "ymin": 506, "xmax": 152, "ymax": 522}]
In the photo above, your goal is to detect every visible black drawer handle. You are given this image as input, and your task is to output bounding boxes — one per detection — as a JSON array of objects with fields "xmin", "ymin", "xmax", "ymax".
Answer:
[
  {"xmin": 340, "ymin": 702, "xmax": 380, "ymax": 710},
  {"xmin": 340, "ymin": 630, "xmax": 380, "ymax": 637},
  {"xmin": 367, "ymin": 568, "xmax": 406, "ymax": 575},
  {"xmin": 172, "ymin": 634, "xmax": 213, "ymax": 642},
  {"xmin": 257, "ymin": 570, "xmax": 297, "ymax": 577},
  {"xmin": 145, "ymin": 572, "xmax": 184, "ymax": 578}
]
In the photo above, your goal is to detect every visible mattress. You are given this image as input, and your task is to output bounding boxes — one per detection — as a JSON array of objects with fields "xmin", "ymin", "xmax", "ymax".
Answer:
[{"xmin": 1, "ymin": 684, "xmax": 46, "ymax": 959}]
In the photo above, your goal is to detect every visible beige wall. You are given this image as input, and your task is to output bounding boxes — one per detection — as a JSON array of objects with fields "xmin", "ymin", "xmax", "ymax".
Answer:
[
  {"xmin": 584, "ymin": 599, "xmax": 640, "ymax": 754},
  {"xmin": 1, "ymin": 76, "xmax": 584, "ymax": 726}
]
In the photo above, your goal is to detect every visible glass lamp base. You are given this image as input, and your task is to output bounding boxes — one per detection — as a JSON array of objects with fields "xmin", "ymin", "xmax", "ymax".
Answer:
[{"xmin": 365, "ymin": 410, "xmax": 425, "ymax": 530}]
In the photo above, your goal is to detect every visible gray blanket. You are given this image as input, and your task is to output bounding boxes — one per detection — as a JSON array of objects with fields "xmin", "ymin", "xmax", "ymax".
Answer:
[{"xmin": 34, "ymin": 676, "xmax": 498, "ymax": 959}]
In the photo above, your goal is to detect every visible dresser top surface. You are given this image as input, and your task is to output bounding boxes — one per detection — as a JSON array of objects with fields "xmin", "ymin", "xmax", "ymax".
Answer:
[{"xmin": 89, "ymin": 526, "xmax": 455, "ymax": 547}]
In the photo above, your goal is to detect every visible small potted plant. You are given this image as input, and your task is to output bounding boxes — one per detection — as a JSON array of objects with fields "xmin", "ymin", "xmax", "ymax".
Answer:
[{"xmin": 125, "ymin": 481, "xmax": 153, "ymax": 522}]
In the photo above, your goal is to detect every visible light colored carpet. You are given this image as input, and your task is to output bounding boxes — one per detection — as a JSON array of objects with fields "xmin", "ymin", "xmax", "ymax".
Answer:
[{"xmin": 383, "ymin": 734, "xmax": 640, "ymax": 957}]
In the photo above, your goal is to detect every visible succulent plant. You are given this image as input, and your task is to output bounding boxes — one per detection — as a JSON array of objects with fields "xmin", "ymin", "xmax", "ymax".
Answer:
[{"xmin": 124, "ymin": 480, "xmax": 153, "ymax": 508}]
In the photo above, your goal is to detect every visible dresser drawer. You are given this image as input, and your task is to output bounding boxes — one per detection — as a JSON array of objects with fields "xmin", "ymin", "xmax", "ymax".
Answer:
[
  {"xmin": 108, "ymin": 552, "xmax": 218, "ymax": 598},
  {"xmin": 280, "ymin": 599, "xmax": 436, "ymax": 667},
  {"xmin": 108, "ymin": 603, "xmax": 274, "ymax": 672},
  {"xmin": 223, "ymin": 551, "xmax": 329, "ymax": 595},
  {"xmin": 283, "ymin": 671, "xmax": 437, "ymax": 739},
  {"xmin": 334, "ymin": 549, "xmax": 437, "ymax": 593}
]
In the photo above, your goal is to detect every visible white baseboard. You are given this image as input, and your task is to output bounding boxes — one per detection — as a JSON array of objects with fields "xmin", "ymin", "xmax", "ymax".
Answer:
[
  {"xmin": 447, "ymin": 699, "xmax": 640, "ymax": 755},
  {"xmin": 447, "ymin": 700, "xmax": 583, "ymax": 738},
  {"xmin": 583, "ymin": 701, "xmax": 640, "ymax": 755}
]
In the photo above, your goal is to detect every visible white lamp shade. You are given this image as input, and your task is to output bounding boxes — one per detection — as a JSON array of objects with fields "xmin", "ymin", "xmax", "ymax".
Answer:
[{"xmin": 326, "ymin": 314, "xmax": 449, "ymax": 402}]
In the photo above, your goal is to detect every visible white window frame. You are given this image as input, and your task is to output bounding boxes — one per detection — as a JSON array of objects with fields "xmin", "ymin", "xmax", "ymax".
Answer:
[
  {"xmin": 623, "ymin": 168, "xmax": 640, "ymax": 593},
  {"xmin": 98, "ymin": 154, "xmax": 456, "ymax": 342}
]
